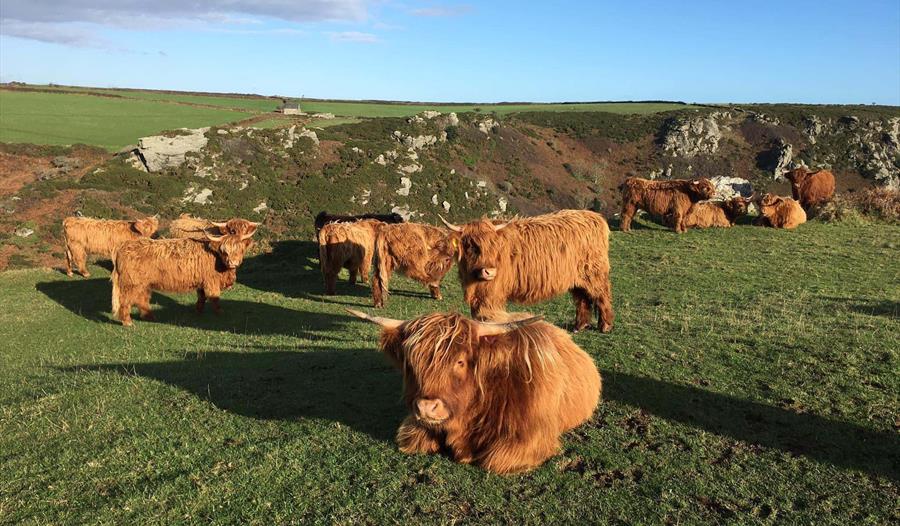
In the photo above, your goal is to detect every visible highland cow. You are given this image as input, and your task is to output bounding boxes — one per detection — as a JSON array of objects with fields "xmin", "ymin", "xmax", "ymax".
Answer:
[
  {"xmin": 318, "ymin": 219, "xmax": 384, "ymax": 295},
  {"xmin": 314, "ymin": 211, "xmax": 404, "ymax": 233},
  {"xmin": 442, "ymin": 209, "xmax": 614, "ymax": 333},
  {"xmin": 619, "ymin": 177, "xmax": 716, "ymax": 233},
  {"xmin": 346, "ymin": 308, "xmax": 602, "ymax": 474},
  {"xmin": 681, "ymin": 196, "xmax": 750, "ymax": 229},
  {"xmin": 63, "ymin": 216, "xmax": 159, "ymax": 278},
  {"xmin": 755, "ymin": 194, "xmax": 807, "ymax": 229},
  {"xmin": 371, "ymin": 222, "xmax": 457, "ymax": 308},
  {"xmin": 168, "ymin": 214, "xmax": 260, "ymax": 240},
  {"xmin": 111, "ymin": 224, "xmax": 258, "ymax": 326},
  {"xmin": 785, "ymin": 167, "xmax": 835, "ymax": 211}
]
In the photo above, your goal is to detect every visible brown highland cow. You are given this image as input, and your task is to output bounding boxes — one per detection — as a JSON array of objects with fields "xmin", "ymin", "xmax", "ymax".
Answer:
[
  {"xmin": 318, "ymin": 219, "xmax": 384, "ymax": 294},
  {"xmin": 168, "ymin": 214, "xmax": 260, "ymax": 240},
  {"xmin": 63, "ymin": 216, "xmax": 159, "ymax": 278},
  {"xmin": 371, "ymin": 222, "xmax": 457, "ymax": 308},
  {"xmin": 681, "ymin": 196, "xmax": 750, "ymax": 229},
  {"xmin": 755, "ymin": 194, "xmax": 807, "ymax": 229},
  {"xmin": 314, "ymin": 210, "xmax": 404, "ymax": 233},
  {"xmin": 442, "ymin": 209, "xmax": 614, "ymax": 333},
  {"xmin": 785, "ymin": 167, "xmax": 835, "ymax": 211},
  {"xmin": 619, "ymin": 177, "xmax": 716, "ymax": 233},
  {"xmin": 111, "ymin": 224, "xmax": 258, "ymax": 326},
  {"xmin": 346, "ymin": 308, "xmax": 602, "ymax": 474}
]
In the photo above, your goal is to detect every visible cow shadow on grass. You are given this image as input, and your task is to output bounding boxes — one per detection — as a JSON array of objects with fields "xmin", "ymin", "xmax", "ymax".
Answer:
[
  {"xmin": 605, "ymin": 371, "xmax": 900, "ymax": 482},
  {"xmin": 819, "ymin": 296, "xmax": 899, "ymax": 319},
  {"xmin": 35, "ymin": 277, "xmax": 351, "ymax": 339},
  {"xmin": 61, "ymin": 346, "xmax": 405, "ymax": 442}
]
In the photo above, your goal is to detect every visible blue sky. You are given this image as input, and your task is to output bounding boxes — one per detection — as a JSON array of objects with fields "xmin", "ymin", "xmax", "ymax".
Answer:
[{"xmin": 1, "ymin": 1, "xmax": 898, "ymax": 104}]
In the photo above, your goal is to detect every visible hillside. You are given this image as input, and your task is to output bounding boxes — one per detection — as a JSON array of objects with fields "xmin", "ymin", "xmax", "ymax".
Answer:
[{"xmin": 1, "ymin": 97, "xmax": 898, "ymax": 270}]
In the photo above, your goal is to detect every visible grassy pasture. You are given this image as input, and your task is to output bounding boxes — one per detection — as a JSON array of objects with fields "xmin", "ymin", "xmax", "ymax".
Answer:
[
  {"xmin": 0, "ymin": 91, "xmax": 248, "ymax": 151},
  {"xmin": 1, "ymin": 219, "xmax": 897, "ymax": 524}
]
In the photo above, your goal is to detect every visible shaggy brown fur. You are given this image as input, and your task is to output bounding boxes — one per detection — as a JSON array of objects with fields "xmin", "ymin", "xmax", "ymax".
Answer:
[
  {"xmin": 318, "ymin": 219, "xmax": 384, "ymax": 294},
  {"xmin": 755, "ymin": 194, "xmax": 807, "ymax": 229},
  {"xmin": 111, "ymin": 229, "xmax": 255, "ymax": 326},
  {"xmin": 63, "ymin": 216, "xmax": 159, "ymax": 278},
  {"xmin": 681, "ymin": 196, "xmax": 750, "ymax": 229},
  {"xmin": 371, "ymin": 223, "xmax": 457, "ymax": 308},
  {"xmin": 360, "ymin": 311, "xmax": 601, "ymax": 474},
  {"xmin": 314, "ymin": 211, "xmax": 404, "ymax": 233},
  {"xmin": 785, "ymin": 167, "xmax": 835, "ymax": 211},
  {"xmin": 619, "ymin": 177, "xmax": 716, "ymax": 233},
  {"xmin": 168, "ymin": 214, "xmax": 259, "ymax": 240},
  {"xmin": 447, "ymin": 210, "xmax": 613, "ymax": 333}
]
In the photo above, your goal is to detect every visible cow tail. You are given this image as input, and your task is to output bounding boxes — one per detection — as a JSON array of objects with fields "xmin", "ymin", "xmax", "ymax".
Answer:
[
  {"xmin": 317, "ymin": 230, "xmax": 328, "ymax": 273},
  {"xmin": 373, "ymin": 233, "xmax": 390, "ymax": 295},
  {"xmin": 110, "ymin": 263, "xmax": 120, "ymax": 316}
]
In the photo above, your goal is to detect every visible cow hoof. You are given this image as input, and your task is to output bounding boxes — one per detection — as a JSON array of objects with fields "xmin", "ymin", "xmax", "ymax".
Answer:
[
  {"xmin": 121, "ymin": 320, "xmax": 133, "ymax": 327},
  {"xmin": 599, "ymin": 323, "xmax": 613, "ymax": 334},
  {"xmin": 82, "ymin": 272, "xmax": 91, "ymax": 278},
  {"xmin": 573, "ymin": 324, "xmax": 590, "ymax": 333}
]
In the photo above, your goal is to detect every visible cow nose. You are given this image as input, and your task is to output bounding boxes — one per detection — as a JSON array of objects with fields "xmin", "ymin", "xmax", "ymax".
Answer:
[
  {"xmin": 480, "ymin": 268, "xmax": 497, "ymax": 281},
  {"xmin": 416, "ymin": 398, "xmax": 448, "ymax": 422}
]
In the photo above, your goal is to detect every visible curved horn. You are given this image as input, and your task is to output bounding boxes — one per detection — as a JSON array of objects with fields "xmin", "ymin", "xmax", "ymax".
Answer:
[
  {"xmin": 240, "ymin": 231, "xmax": 256, "ymax": 240},
  {"xmin": 492, "ymin": 221, "xmax": 509, "ymax": 231},
  {"xmin": 210, "ymin": 221, "xmax": 228, "ymax": 228},
  {"xmin": 474, "ymin": 315, "xmax": 544, "ymax": 338},
  {"xmin": 345, "ymin": 308, "xmax": 404, "ymax": 330},
  {"xmin": 438, "ymin": 215, "xmax": 462, "ymax": 232},
  {"xmin": 205, "ymin": 232, "xmax": 225, "ymax": 242}
]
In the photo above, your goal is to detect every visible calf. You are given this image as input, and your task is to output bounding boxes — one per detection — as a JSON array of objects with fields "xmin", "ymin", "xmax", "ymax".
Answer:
[
  {"xmin": 755, "ymin": 194, "xmax": 807, "ymax": 229},
  {"xmin": 111, "ymin": 226, "xmax": 257, "ymax": 326},
  {"xmin": 785, "ymin": 167, "xmax": 835, "ymax": 211},
  {"xmin": 442, "ymin": 209, "xmax": 613, "ymax": 333},
  {"xmin": 63, "ymin": 216, "xmax": 159, "ymax": 278},
  {"xmin": 619, "ymin": 177, "xmax": 716, "ymax": 233},
  {"xmin": 318, "ymin": 219, "xmax": 384, "ymax": 294},
  {"xmin": 371, "ymin": 222, "xmax": 457, "ymax": 308},
  {"xmin": 347, "ymin": 309, "xmax": 601, "ymax": 474},
  {"xmin": 681, "ymin": 196, "xmax": 750, "ymax": 229}
]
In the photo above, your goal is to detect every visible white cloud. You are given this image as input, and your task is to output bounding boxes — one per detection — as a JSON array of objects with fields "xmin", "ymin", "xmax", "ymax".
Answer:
[
  {"xmin": 327, "ymin": 31, "xmax": 379, "ymax": 43},
  {"xmin": 0, "ymin": 20, "xmax": 112, "ymax": 48}
]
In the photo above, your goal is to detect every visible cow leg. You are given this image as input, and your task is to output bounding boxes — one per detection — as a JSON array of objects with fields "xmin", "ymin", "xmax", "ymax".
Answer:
[
  {"xmin": 428, "ymin": 282, "xmax": 442, "ymax": 300},
  {"xmin": 359, "ymin": 256, "xmax": 373, "ymax": 285},
  {"xmin": 209, "ymin": 296, "xmax": 222, "ymax": 314},
  {"xmin": 620, "ymin": 202, "xmax": 637, "ymax": 232},
  {"xmin": 594, "ymin": 278, "xmax": 615, "ymax": 334},
  {"xmin": 396, "ymin": 416, "xmax": 441, "ymax": 455},
  {"xmin": 482, "ymin": 435, "xmax": 560, "ymax": 474},
  {"xmin": 571, "ymin": 288, "xmax": 592, "ymax": 332},
  {"xmin": 348, "ymin": 267, "xmax": 358, "ymax": 286},
  {"xmin": 138, "ymin": 290, "xmax": 155, "ymax": 321},
  {"xmin": 117, "ymin": 289, "xmax": 134, "ymax": 327},
  {"xmin": 372, "ymin": 263, "xmax": 392, "ymax": 308},
  {"xmin": 323, "ymin": 271, "xmax": 338, "ymax": 295},
  {"xmin": 71, "ymin": 246, "xmax": 90, "ymax": 278},
  {"xmin": 196, "ymin": 288, "xmax": 207, "ymax": 313},
  {"xmin": 64, "ymin": 245, "xmax": 74, "ymax": 277}
]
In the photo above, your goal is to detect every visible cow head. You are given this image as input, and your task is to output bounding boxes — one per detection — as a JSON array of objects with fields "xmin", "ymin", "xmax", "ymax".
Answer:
[
  {"xmin": 785, "ymin": 167, "xmax": 809, "ymax": 185},
  {"xmin": 723, "ymin": 196, "xmax": 750, "ymax": 218},
  {"xmin": 205, "ymin": 230, "xmax": 256, "ymax": 269},
  {"xmin": 131, "ymin": 216, "xmax": 159, "ymax": 237},
  {"xmin": 210, "ymin": 218, "xmax": 260, "ymax": 237},
  {"xmin": 346, "ymin": 309, "xmax": 543, "ymax": 428},
  {"xmin": 688, "ymin": 178, "xmax": 716, "ymax": 201},
  {"xmin": 440, "ymin": 216, "xmax": 508, "ymax": 282}
]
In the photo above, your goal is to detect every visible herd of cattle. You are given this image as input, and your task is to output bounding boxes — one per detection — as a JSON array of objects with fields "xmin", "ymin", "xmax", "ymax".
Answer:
[{"xmin": 58, "ymin": 167, "xmax": 835, "ymax": 474}]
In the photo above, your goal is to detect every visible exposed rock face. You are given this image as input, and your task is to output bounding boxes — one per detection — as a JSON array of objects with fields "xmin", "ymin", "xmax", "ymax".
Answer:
[
  {"xmin": 709, "ymin": 176, "xmax": 753, "ymax": 200},
  {"xmin": 374, "ymin": 150, "xmax": 399, "ymax": 166},
  {"xmin": 391, "ymin": 204, "xmax": 412, "ymax": 221},
  {"xmin": 477, "ymin": 118, "xmax": 500, "ymax": 134},
  {"xmin": 442, "ymin": 201, "xmax": 451, "ymax": 212},
  {"xmin": 402, "ymin": 134, "xmax": 440, "ymax": 150},
  {"xmin": 182, "ymin": 186, "xmax": 212, "ymax": 204},
  {"xmin": 136, "ymin": 128, "xmax": 209, "ymax": 172},
  {"xmin": 396, "ymin": 177, "xmax": 412, "ymax": 196},
  {"xmin": 253, "ymin": 202, "xmax": 268, "ymax": 213},
  {"xmin": 662, "ymin": 112, "xmax": 728, "ymax": 157},
  {"xmin": 311, "ymin": 113, "xmax": 335, "ymax": 119},
  {"xmin": 297, "ymin": 127, "xmax": 319, "ymax": 146},
  {"xmin": 853, "ymin": 118, "xmax": 899, "ymax": 188},
  {"xmin": 772, "ymin": 139, "xmax": 793, "ymax": 179}
]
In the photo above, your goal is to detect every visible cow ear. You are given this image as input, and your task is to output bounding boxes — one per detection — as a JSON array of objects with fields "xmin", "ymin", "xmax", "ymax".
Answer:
[
  {"xmin": 345, "ymin": 308, "xmax": 404, "ymax": 330},
  {"xmin": 474, "ymin": 316, "xmax": 543, "ymax": 338},
  {"xmin": 243, "ymin": 222, "xmax": 260, "ymax": 237}
]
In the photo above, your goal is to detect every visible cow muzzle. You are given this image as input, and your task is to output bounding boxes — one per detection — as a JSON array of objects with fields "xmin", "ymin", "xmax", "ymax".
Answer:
[
  {"xmin": 415, "ymin": 398, "xmax": 449, "ymax": 425},
  {"xmin": 478, "ymin": 268, "xmax": 497, "ymax": 281}
]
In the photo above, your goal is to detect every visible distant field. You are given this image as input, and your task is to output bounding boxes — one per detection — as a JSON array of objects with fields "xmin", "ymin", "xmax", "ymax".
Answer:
[
  {"xmin": 296, "ymin": 100, "xmax": 693, "ymax": 117},
  {"xmin": 0, "ymin": 91, "xmax": 248, "ymax": 151},
  {"xmin": 24, "ymin": 85, "xmax": 281, "ymax": 112}
]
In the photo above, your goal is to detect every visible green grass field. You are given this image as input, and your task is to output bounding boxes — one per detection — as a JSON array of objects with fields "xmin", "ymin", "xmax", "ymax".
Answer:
[
  {"xmin": 0, "ymin": 91, "xmax": 249, "ymax": 151},
  {"xmin": 294, "ymin": 100, "xmax": 692, "ymax": 118},
  {"xmin": 1, "ymin": 220, "xmax": 897, "ymax": 524}
]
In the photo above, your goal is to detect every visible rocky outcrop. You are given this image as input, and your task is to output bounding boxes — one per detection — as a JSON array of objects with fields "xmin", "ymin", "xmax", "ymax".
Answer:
[
  {"xmin": 477, "ymin": 118, "xmax": 500, "ymax": 134},
  {"xmin": 709, "ymin": 176, "xmax": 753, "ymax": 200},
  {"xmin": 852, "ymin": 118, "xmax": 899, "ymax": 188},
  {"xmin": 662, "ymin": 112, "xmax": 729, "ymax": 157},
  {"xmin": 135, "ymin": 128, "xmax": 209, "ymax": 172},
  {"xmin": 772, "ymin": 139, "xmax": 793, "ymax": 179},
  {"xmin": 396, "ymin": 177, "xmax": 412, "ymax": 196}
]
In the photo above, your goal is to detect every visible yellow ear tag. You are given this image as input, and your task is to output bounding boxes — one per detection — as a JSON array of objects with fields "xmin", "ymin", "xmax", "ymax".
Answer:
[{"xmin": 451, "ymin": 238, "xmax": 458, "ymax": 248}]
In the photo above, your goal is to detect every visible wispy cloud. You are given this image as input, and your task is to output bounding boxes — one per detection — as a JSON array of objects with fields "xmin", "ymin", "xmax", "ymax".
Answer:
[
  {"xmin": 327, "ymin": 31, "xmax": 380, "ymax": 43},
  {"xmin": 410, "ymin": 4, "xmax": 473, "ymax": 17},
  {"xmin": 0, "ymin": 20, "xmax": 112, "ymax": 48}
]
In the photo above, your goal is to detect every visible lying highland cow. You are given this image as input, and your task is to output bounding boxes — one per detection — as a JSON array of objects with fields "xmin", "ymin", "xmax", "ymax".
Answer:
[
  {"xmin": 785, "ymin": 167, "xmax": 835, "ymax": 211},
  {"xmin": 619, "ymin": 177, "xmax": 716, "ymax": 233},
  {"xmin": 755, "ymin": 194, "xmax": 807, "ymax": 229},
  {"xmin": 318, "ymin": 219, "xmax": 384, "ymax": 294},
  {"xmin": 169, "ymin": 214, "xmax": 260, "ymax": 240},
  {"xmin": 371, "ymin": 222, "xmax": 457, "ymax": 308},
  {"xmin": 63, "ymin": 216, "xmax": 159, "ymax": 278},
  {"xmin": 346, "ymin": 308, "xmax": 602, "ymax": 474},
  {"xmin": 680, "ymin": 196, "xmax": 751, "ymax": 229},
  {"xmin": 314, "ymin": 210, "xmax": 404, "ymax": 234},
  {"xmin": 442, "ymin": 209, "xmax": 614, "ymax": 333},
  {"xmin": 111, "ymin": 222, "xmax": 258, "ymax": 326}
]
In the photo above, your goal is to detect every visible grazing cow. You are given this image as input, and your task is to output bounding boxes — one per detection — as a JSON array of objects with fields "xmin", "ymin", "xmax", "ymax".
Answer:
[
  {"xmin": 63, "ymin": 216, "xmax": 159, "ymax": 278},
  {"xmin": 111, "ymin": 224, "xmax": 258, "ymax": 326},
  {"xmin": 619, "ymin": 177, "xmax": 716, "ymax": 233},
  {"xmin": 681, "ymin": 196, "xmax": 750, "ymax": 229},
  {"xmin": 169, "ymin": 214, "xmax": 260, "ymax": 240},
  {"xmin": 314, "ymin": 211, "xmax": 404, "ymax": 233},
  {"xmin": 371, "ymin": 222, "xmax": 457, "ymax": 308},
  {"xmin": 785, "ymin": 167, "xmax": 835, "ymax": 210},
  {"xmin": 346, "ymin": 309, "xmax": 601, "ymax": 474},
  {"xmin": 442, "ymin": 210, "xmax": 614, "ymax": 333},
  {"xmin": 755, "ymin": 194, "xmax": 807, "ymax": 229},
  {"xmin": 318, "ymin": 219, "xmax": 384, "ymax": 294}
]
